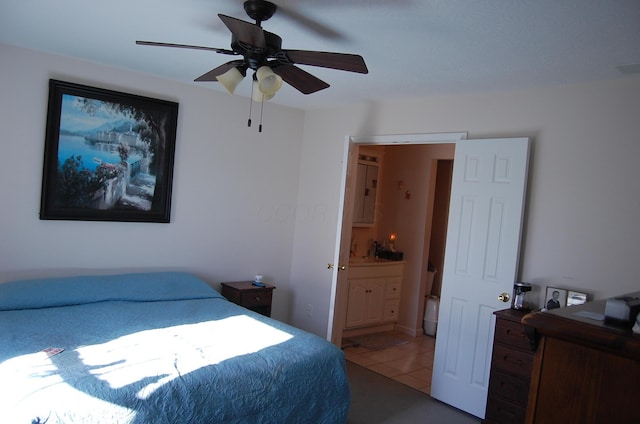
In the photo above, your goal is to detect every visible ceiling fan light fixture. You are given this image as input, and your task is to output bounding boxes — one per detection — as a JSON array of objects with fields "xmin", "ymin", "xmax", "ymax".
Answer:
[
  {"xmin": 216, "ymin": 67, "xmax": 245, "ymax": 94},
  {"xmin": 252, "ymin": 80, "xmax": 275, "ymax": 102},
  {"xmin": 256, "ymin": 66, "xmax": 283, "ymax": 95}
]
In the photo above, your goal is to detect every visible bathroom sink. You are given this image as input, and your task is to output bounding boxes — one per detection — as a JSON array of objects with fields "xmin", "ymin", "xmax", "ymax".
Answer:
[
  {"xmin": 349, "ymin": 257, "xmax": 372, "ymax": 263},
  {"xmin": 349, "ymin": 257, "xmax": 393, "ymax": 264}
]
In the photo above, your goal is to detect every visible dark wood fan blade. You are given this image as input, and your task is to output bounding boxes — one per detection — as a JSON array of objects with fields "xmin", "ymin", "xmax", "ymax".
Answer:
[
  {"xmin": 273, "ymin": 65, "xmax": 329, "ymax": 94},
  {"xmin": 136, "ymin": 40, "xmax": 236, "ymax": 55},
  {"xmin": 282, "ymin": 50, "xmax": 368, "ymax": 74},
  {"xmin": 276, "ymin": 6, "xmax": 344, "ymax": 40},
  {"xmin": 218, "ymin": 14, "xmax": 266, "ymax": 48},
  {"xmin": 195, "ymin": 61, "xmax": 245, "ymax": 81}
]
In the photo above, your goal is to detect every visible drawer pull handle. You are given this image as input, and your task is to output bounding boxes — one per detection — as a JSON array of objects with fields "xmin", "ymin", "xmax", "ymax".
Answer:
[
  {"xmin": 505, "ymin": 328, "xmax": 523, "ymax": 337},
  {"xmin": 255, "ymin": 296, "xmax": 261, "ymax": 302},
  {"xmin": 497, "ymin": 408, "xmax": 517, "ymax": 418},
  {"xmin": 503, "ymin": 355, "xmax": 523, "ymax": 366}
]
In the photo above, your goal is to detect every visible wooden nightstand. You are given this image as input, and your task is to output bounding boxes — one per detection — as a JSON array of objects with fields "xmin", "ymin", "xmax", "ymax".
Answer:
[{"xmin": 220, "ymin": 281, "xmax": 275, "ymax": 317}]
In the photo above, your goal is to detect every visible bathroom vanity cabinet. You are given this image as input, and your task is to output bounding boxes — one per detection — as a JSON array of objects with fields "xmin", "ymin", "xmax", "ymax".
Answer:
[{"xmin": 345, "ymin": 261, "xmax": 404, "ymax": 330}]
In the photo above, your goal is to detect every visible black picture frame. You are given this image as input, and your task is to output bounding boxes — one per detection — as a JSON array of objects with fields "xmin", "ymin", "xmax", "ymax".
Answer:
[{"xmin": 40, "ymin": 80, "xmax": 178, "ymax": 223}]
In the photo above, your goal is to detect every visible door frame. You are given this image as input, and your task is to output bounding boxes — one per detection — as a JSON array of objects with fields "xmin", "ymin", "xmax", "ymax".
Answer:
[{"xmin": 327, "ymin": 132, "xmax": 468, "ymax": 344}]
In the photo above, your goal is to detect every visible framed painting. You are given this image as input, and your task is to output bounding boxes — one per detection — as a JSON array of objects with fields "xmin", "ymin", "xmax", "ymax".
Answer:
[
  {"xmin": 40, "ymin": 80, "xmax": 178, "ymax": 223},
  {"xmin": 544, "ymin": 286, "xmax": 567, "ymax": 310}
]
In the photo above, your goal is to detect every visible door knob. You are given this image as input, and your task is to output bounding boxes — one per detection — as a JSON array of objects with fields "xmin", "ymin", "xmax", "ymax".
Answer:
[
  {"xmin": 327, "ymin": 264, "xmax": 346, "ymax": 270},
  {"xmin": 498, "ymin": 292, "xmax": 510, "ymax": 303}
]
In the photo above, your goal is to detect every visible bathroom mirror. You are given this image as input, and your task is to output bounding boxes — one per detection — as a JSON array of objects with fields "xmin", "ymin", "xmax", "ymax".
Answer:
[{"xmin": 352, "ymin": 153, "xmax": 380, "ymax": 225}]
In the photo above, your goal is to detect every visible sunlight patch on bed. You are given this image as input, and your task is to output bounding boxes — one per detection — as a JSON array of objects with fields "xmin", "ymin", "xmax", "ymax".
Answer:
[
  {"xmin": 76, "ymin": 314, "xmax": 293, "ymax": 397},
  {"xmin": 1, "ymin": 351, "xmax": 135, "ymax": 422}
]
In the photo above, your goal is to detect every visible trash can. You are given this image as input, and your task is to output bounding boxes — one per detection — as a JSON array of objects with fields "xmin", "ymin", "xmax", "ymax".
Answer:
[{"xmin": 423, "ymin": 295, "xmax": 439, "ymax": 336}]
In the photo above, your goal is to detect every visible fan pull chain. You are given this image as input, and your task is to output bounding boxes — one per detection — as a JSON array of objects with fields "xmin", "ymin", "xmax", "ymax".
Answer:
[
  {"xmin": 247, "ymin": 81, "xmax": 254, "ymax": 127},
  {"xmin": 259, "ymin": 97, "xmax": 264, "ymax": 132}
]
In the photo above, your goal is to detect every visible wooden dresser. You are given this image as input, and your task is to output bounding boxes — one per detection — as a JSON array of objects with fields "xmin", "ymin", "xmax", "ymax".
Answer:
[
  {"xmin": 522, "ymin": 294, "xmax": 640, "ymax": 424},
  {"xmin": 483, "ymin": 309, "xmax": 535, "ymax": 424}
]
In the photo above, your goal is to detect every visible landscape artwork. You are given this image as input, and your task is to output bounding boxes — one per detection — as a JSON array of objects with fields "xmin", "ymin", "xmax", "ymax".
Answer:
[{"xmin": 40, "ymin": 80, "xmax": 178, "ymax": 223}]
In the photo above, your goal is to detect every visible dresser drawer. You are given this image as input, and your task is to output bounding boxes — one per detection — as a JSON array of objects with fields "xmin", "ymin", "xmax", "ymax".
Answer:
[
  {"xmin": 494, "ymin": 317, "xmax": 531, "ymax": 351},
  {"xmin": 488, "ymin": 370, "xmax": 530, "ymax": 406},
  {"xmin": 484, "ymin": 396, "xmax": 526, "ymax": 424},
  {"xmin": 240, "ymin": 290, "xmax": 273, "ymax": 308},
  {"xmin": 491, "ymin": 344, "xmax": 534, "ymax": 378}
]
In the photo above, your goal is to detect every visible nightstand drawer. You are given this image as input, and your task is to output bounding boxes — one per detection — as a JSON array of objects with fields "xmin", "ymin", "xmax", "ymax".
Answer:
[{"xmin": 240, "ymin": 290, "xmax": 272, "ymax": 308}]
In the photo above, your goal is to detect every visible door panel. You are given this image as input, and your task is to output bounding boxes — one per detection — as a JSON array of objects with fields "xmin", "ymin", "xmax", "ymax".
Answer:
[{"xmin": 431, "ymin": 138, "xmax": 529, "ymax": 418}]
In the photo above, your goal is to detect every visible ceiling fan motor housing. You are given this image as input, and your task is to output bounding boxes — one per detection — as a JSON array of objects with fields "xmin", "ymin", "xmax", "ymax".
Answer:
[
  {"xmin": 231, "ymin": 31, "xmax": 282, "ymax": 70},
  {"xmin": 243, "ymin": 0, "xmax": 277, "ymax": 25}
]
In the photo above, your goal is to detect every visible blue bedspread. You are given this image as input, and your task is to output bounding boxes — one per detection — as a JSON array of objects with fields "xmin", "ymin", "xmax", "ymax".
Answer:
[{"xmin": 0, "ymin": 272, "xmax": 349, "ymax": 423}]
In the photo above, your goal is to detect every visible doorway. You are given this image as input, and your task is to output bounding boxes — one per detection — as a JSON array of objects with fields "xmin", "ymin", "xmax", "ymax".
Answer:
[
  {"xmin": 329, "ymin": 134, "xmax": 529, "ymax": 418},
  {"xmin": 337, "ymin": 143, "xmax": 455, "ymax": 394},
  {"xmin": 334, "ymin": 143, "xmax": 456, "ymax": 345},
  {"xmin": 329, "ymin": 133, "xmax": 467, "ymax": 348}
]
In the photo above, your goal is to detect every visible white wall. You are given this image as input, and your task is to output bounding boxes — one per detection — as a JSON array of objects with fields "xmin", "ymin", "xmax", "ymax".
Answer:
[
  {"xmin": 0, "ymin": 44, "xmax": 305, "ymax": 322},
  {"xmin": 3, "ymin": 44, "xmax": 640, "ymax": 338},
  {"xmin": 291, "ymin": 77, "xmax": 640, "ymax": 336}
]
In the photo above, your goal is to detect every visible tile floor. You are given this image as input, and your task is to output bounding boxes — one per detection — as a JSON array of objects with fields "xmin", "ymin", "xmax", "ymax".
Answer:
[{"xmin": 343, "ymin": 331, "xmax": 435, "ymax": 394}]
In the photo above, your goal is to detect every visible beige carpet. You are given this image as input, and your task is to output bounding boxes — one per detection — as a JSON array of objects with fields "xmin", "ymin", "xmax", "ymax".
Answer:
[{"xmin": 346, "ymin": 332, "xmax": 409, "ymax": 350}]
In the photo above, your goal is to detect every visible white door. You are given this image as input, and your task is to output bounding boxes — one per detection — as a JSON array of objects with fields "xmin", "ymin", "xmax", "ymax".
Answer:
[
  {"xmin": 430, "ymin": 138, "xmax": 529, "ymax": 418},
  {"xmin": 329, "ymin": 138, "xmax": 358, "ymax": 345}
]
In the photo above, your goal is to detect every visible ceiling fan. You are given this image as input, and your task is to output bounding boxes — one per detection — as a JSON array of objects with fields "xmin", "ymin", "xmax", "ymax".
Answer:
[{"xmin": 136, "ymin": 0, "xmax": 368, "ymax": 98}]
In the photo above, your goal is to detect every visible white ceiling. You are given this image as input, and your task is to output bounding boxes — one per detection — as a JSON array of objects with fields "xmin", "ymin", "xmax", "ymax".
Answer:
[{"xmin": 2, "ymin": 0, "xmax": 639, "ymax": 110}]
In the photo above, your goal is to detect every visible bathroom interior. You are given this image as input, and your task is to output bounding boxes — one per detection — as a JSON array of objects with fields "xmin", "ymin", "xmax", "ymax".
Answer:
[{"xmin": 343, "ymin": 142, "xmax": 455, "ymax": 340}]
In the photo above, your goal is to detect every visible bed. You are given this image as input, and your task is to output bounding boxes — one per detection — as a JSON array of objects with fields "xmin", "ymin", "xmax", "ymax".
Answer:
[{"xmin": 0, "ymin": 272, "xmax": 350, "ymax": 423}]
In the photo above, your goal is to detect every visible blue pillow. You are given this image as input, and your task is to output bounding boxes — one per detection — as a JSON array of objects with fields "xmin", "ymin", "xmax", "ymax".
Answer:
[{"xmin": 0, "ymin": 272, "xmax": 222, "ymax": 311}]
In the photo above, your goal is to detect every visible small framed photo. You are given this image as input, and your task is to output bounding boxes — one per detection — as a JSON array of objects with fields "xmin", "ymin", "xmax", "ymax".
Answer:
[
  {"xmin": 567, "ymin": 291, "xmax": 588, "ymax": 306},
  {"xmin": 544, "ymin": 287, "xmax": 567, "ymax": 310}
]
